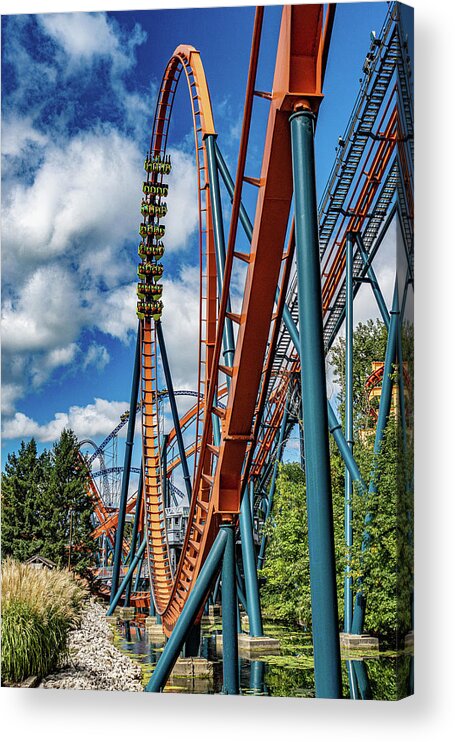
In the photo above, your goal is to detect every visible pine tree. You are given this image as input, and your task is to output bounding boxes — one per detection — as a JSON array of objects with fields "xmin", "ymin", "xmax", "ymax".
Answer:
[
  {"xmin": 40, "ymin": 429, "xmax": 95, "ymax": 573},
  {"xmin": 1, "ymin": 439, "xmax": 49, "ymax": 560}
]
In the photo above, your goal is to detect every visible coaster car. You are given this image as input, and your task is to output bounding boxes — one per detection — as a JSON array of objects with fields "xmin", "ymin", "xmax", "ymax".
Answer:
[
  {"xmin": 136, "ymin": 299, "xmax": 164, "ymax": 320},
  {"xmin": 138, "ymin": 241, "xmax": 165, "ymax": 259},
  {"xmin": 137, "ymin": 262, "xmax": 164, "ymax": 282},
  {"xmin": 142, "ymin": 182, "xmax": 169, "ymax": 197},
  {"xmin": 144, "ymin": 154, "xmax": 172, "ymax": 175}
]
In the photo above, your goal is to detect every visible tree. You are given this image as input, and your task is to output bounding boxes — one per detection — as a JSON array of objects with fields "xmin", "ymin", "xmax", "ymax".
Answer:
[
  {"xmin": 40, "ymin": 429, "xmax": 95, "ymax": 574},
  {"xmin": 329, "ymin": 318, "xmax": 388, "ymax": 432},
  {"xmin": 1, "ymin": 440, "xmax": 50, "ymax": 561},
  {"xmin": 1, "ymin": 430, "xmax": 95, "ymax": 575}
]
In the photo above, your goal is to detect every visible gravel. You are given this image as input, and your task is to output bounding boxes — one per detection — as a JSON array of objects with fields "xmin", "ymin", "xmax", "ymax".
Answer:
[{"xmin": 39, "ymin": 599, "xmax": 143, "ymax": 692}]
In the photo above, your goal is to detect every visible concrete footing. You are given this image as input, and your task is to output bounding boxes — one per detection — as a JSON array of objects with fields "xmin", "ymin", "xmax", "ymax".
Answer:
[
  {"xmin": 119, "ymin": 607, "xmax": 135, "ymax": 621},
  {"xmin": 146, "ymin": 623, "xmax": 166, "ymax": 644},
  {"xmin": 339, "ymin": 633, "xmax": 379, "ymax": 652},
  {"xmin": 216, "ymin": 633, "xmax": 280, "ymax": 657},
  {"xmin": 171, "ymin": 658, "xmax": 214, "ymax": 679},
  {"xmin": 241, "ymin": 615, "xmax": 249, "ymax": 632}
]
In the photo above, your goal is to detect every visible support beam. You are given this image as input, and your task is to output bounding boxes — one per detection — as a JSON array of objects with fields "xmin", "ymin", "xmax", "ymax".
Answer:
[
  {"xmin": 290, "ymin": 107, "xmax": 342, "ymax": 699},
  {"xmin": 355, "ymin": 232, "xmax": 390, "ymax": 329},
  {"xmin": 124, "ymin": 466, "xmax": 143, "ymax": 607},
  {"xmin": 344, "ymin": 234, "xmax": 354, "ymax": 633},
  {"xmin": 156, "ymin": 321, "xmax": 192, "ymax": 502},
  {"xmin": 257, "ymin": 403, "xmax": 289, "ymax": 569},
  {"xmin": 145, "ymin": 528, "xmax": 228, "ymax": 692},
  {"xmin": 107, "ymin": 538, "xmax": 147, "ymax": 616},
  {"xmin": 240, "ymin": 480, "xmax": 263, "ymax": 636},
  {"xmin": 110, "ymin": 327, "xmax": 141, "ymax": 604},
  {"xmin": 221, "ymin": 523, "xmax": 239, "ymax": 694},
  {"xmin": 205, "ymin": 134, "xmax": 236, "ymax": 371}
]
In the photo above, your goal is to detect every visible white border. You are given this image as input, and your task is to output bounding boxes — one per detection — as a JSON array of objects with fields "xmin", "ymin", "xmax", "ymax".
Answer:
[{"xmin": 1, "ymin": 1, "xmax": 454, "ymax": 740}]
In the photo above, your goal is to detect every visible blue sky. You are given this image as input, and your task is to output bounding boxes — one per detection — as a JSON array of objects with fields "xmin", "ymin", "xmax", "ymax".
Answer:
[{"xmin": 1, "ymin": 2, "xmax": 396, "ymax": 476}]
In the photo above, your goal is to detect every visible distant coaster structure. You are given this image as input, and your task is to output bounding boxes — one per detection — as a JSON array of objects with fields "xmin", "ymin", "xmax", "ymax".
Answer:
[{"xmin": 82, "ymin": 2, "xmax": 413, "ymax": 697}]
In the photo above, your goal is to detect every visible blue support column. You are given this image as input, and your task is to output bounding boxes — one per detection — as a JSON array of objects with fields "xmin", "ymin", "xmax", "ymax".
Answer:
[
  {"xmin": 344, "ymin": 233, "xmax": 354, "ymax": 633},
  {"xmin": 290, "ymin": 108, "xmax": 342, "ymax": 699},
  {"xmin": 205, "ymin": 134, "xmax": 235, "ymax": 371},
  {"xmin": 145, "ymin": 528, "xmax": 228, "ymax": 692},
  {"xmin": 214, "ymin": 141, "xmax": 253, "ymax": 243},
  {"xmin": 110, "ymin": 327, "xmax": 141, "ymax": 604},
  {"xmin": 156, "ymin": 321, "xmax": 192, "ymax": 502},
  {"xmin": 107, "ymin": 538, "xmax": 147, "ymax": 616},
  {"xmin": 161, "ymin": 434, "xmax": 169, "ymax": 509},
  {"xmin": 221, "ymin": 523, "xmax": 239, "ymax": 694},
  {"xmin": 356, "ymin": 233, "xmax": 390, "ymax": 329},
  {"xmin": 299, "ymin": 420, "xmax": 305, "ymax": 472},
  {"xmin": 124, "ymin": 466, "xmax": 143, "ymax": 607},
  {"xmin": 257, "ymin": 404, "xmax": 289, "ymax": 569},
  {"xmin": 240, "ymin": 482, "xmax": 263, "ymax": 636},
  {"xmin": 133, "ymin": 550, "xmax": 145, "ymax": 592}
]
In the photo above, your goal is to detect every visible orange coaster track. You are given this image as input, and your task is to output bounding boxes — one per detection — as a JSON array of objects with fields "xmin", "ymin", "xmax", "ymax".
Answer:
[{"xmin": 140, "ymin": 5, "xmax": 334, "ymax": 635}]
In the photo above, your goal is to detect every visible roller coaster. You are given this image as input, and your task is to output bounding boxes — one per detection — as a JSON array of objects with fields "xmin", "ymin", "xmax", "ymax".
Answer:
[{"xmin": 81, "ymin": 2, "xmax": 413, "ymax": 697}]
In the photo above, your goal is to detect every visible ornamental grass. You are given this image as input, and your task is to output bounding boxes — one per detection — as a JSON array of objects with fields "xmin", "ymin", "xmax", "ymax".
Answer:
[{"xmin": 1, "ymin": 558, "xmax": 87, "ymax": 684}]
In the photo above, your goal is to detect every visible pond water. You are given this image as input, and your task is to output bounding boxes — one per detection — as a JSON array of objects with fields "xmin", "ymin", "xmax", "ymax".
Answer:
[{"xmin": 115, "ymin": 620, "xmax": 413, "ymax": 700}]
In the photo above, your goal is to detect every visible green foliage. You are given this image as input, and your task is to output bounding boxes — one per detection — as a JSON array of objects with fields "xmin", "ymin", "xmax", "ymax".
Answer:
[
  {"xmin": 1, "ymin": 440, "xmax": 49, "ymax": 561},
  {"xmin": 329, "ymin": 318, "xmax": 387, "ymax": 431},
  {"xmin": 1, "ymin": 429, "xmax": 95, "ymax": 574},
  {"xmin": 1, "ymin": 558, "xmax": 87, "ymax": 683},
  {"xmin": 260, "ymin": 318, "xmax": 414, "ymax": 643},
  {"xmin": 350, "ymin": 420, "xmax": 414, "ymax": 640},
  {"xmin": 259, "ymin": 464, "xmax": 311, "ymax": 627}
]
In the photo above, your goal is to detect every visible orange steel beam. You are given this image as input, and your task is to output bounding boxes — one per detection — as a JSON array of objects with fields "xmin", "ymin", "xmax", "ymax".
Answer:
[{"xmin": 212, "ymin": 5, "xmax": 332, "ymax": 513}]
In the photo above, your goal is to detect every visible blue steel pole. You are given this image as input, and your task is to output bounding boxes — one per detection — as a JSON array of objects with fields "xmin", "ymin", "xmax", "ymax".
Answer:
[
  {"xmin": 205, "ymin": 134, "xmax": 235, "ymax": 370},
  {"xmin": 344, "ymin": 234, "xmax": 354, "ymax": 634},
  {"xmin": 124, "ymin": 466, "xmax": 143, "ymax": 607},
  {"xmin": 290, "ymin": 108, "xmax": 342, "ymax": 699},
  {"xmin": 356, "ymin": 233, "xmax": 390, "ymax": 329},
  {"xmin": 214, "ymin": 142, "xmax": 253, "ymax": 243},
  {"xmin": 106, "ymin": 538, "xmax": 147, "ymax": 616},
  {"xmin": 145, "ymin": 528, "xmax": 228, "ymax": 692},
  {"xmin": 109, "ymin": 327, "xmax": 141, "ymax": 604},
  {"xmin": 351, "ymin": 281, "xmax": 400, "ymax": 634},
  {"xmin": 257, "ymin": 404, "xmax": 289, "ymax": 569},
  {"xmin": 299, "ymin": 421, "xmax": 305, "ymax": 472},
  {"xmin": 240, "ymin": 483, "xmax": 263, "ymax": 636},
  {"xmin": 156, "ymin": 321, "xmax": 192, "ymax": 502},
  {"xmin": 161, "ymin": 434, "xmax": 169, "ymax": 509},
  {"xmin": 221, "ymin": 523, "xmax": 239, "ymax": 694},
  {"xmin": 133, "ymin": 551, "xmax": 145, "ymax": 592}
]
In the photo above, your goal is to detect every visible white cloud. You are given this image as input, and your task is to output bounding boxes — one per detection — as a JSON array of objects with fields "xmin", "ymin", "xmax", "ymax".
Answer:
[
  {"xmin": 2, "ymin": 398, "xmax": 129, "ymax": 442},
  {"xmin": 160, "ymin": 266, "xmax": 201, "ymax": 390},
  {"xmin": 164, "ymin": 148, "xmax": 199, "ymax": 252},
  {"xmin": 2, "ymin": 128, "xmax": 141, "ymax": 276},
  {"xmin": 1, "ymin": 383, "xmax": 25, "ymax": 416},
  {"xmin": 1, "ymin": 115, "xmax": 48, "ymax": 159},
  {"xmin": 93, "ymin": 283, "xmax": 137, "ymax": 342},
  {"xmin": 38, "ymin": 12, "xmax": 146, "ymax": 72},
  {"xmin": 83, "ymin": 343, "xmax": 110, "ymax": 371},
  {"xmin": 1, "ymin": 265, "xmax": 82, "ymax": 353}
]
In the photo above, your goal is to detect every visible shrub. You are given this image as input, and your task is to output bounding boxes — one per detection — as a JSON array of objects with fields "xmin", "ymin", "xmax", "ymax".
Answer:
[{"xmin": 1, "ymin": 559, "xmax": 87, "ymax": 683}]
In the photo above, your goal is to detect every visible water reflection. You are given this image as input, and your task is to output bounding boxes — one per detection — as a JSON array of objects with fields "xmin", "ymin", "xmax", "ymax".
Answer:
[{"xmin": 116, "ymin": 620, "xmax": 413, "ymax": 700}]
